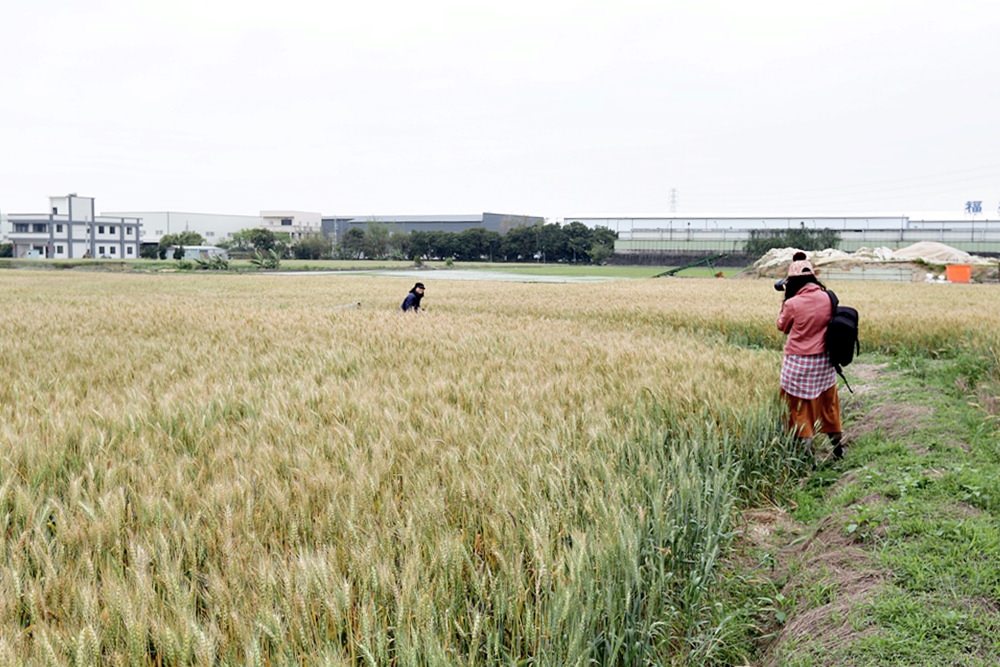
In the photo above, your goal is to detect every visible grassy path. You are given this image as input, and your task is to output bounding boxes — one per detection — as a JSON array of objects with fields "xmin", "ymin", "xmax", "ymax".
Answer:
[{"xmin": 741, "ymin": 356, "xmax": 1000, "ymax": 665}]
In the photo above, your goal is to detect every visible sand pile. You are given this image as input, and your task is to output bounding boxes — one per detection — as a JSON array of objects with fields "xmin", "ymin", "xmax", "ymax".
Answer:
[{"xmin": 752, "ymin": 242, "xmax": 994, "ymax": 279}]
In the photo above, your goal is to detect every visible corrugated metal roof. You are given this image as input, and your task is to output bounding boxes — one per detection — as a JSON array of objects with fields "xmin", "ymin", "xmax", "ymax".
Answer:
[{"xmin": 336, "ymin": 214, "xmax": 484, "ymax": 224}]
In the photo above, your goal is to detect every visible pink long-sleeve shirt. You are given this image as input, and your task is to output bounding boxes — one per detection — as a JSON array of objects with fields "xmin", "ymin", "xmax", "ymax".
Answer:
[{"xmin": 776, "ymin": 283, "xmax": 834, "ymax": 355}]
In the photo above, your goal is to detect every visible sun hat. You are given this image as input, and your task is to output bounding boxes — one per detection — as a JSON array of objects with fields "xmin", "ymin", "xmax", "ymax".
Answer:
[{"xmin": 786, "ymin": 260, "xmax": 814, "ymax": 277}]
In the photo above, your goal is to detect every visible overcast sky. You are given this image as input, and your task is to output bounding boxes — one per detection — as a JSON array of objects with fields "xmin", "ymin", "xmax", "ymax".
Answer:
[{"xmin": 2, "ymin": 0, "xmax": 999, "ymax": 218}]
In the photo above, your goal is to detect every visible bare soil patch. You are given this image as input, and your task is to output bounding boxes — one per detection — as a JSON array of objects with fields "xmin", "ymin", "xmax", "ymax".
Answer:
[
  {"xmin": 849, "ymin": 363, "xmax": 890, "ymax": 384},
  {"xmin": 761, "ymin": 514, "xmax": 886, "ymax": 666},
  {"xmin": 737, "ymin": 507, "xmax": 800, "ymax": 553},
  {"xmin": 975, "ymin": 385, "xmax": 1000, "ymax": 418},
  {"xmin": 851, "ymin": 402, "xmax": 932, "ymax": 442},
  {"xmin": 840, "ymin": 362, "xmax": 889, "ymax": 399},
  {"xmin": 948, "ymin": 501, "xmax": 986, "ymax": 519},
  {"xmin": 755, "ymin": 363, "xmax": 901, "ymax": 665}
]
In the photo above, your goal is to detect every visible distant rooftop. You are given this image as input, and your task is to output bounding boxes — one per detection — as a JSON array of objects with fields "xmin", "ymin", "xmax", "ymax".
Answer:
[
  {"xmin": 328, "ymin": 214, "xmax": 486, "ymax": 223},
  {"xmin": 565, "ymin": 210, "xmax": 996, "ymax": 221}
]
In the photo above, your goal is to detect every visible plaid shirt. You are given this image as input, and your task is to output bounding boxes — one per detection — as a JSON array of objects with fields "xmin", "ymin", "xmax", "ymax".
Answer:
[{"xmin": 781, "ymin": 353, "xmax": 836, "ymax": 399}]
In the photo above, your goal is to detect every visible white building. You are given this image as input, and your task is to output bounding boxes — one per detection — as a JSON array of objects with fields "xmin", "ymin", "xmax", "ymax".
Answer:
[
  {"xmin": 103, "ymin": 209, "xmax": 323, "ymax": 244},
  {"xmin": 7, "ymin": 194, "xmax": 141, "ymax": 259},
  {"xmin": 567, "ymin": 214, "xmax": 1000, "ymax": 256},
  {"xmin": 260, "ymin": 210, "xmax": 322, "ymax": 240},
  {"xmin": 103, "ymin": 210, "xmax": 262, "ymax": 244}
]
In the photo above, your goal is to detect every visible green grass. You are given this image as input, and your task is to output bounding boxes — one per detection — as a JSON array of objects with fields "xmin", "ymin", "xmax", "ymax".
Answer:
[
  {"xmin": 760, "ymin": 353, "xmax": 1000, "ymax": 665},
  {"xmin": 490, "ymin": 264, "xmax": 743, "ymax": 278}
]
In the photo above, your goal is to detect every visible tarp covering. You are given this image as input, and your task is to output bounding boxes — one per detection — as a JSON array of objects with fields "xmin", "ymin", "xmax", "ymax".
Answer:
[{"xmin": 752, "ymin": 242, "xmax": 994, "ymax": 277}]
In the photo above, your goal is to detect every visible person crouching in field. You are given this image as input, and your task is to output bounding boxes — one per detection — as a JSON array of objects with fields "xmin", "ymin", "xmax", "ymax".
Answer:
[
  {"xmin": 401, "ymin": 282, "xmax": 425, "ymax": 312},
  {"xmin": 776, "ymin": 258, "xmax": 844, "ymax": 462}
]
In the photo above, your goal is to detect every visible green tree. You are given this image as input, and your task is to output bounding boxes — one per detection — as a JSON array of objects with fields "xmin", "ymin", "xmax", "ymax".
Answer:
[
  {"xmin": 158, "ymin": 231, "xmax": 206, "ymax": 259},
  {"xmin": 589, "ymin": 226, "xmax": 617, "ymax": 264},
  {"xmin": 230, "ymin": 228, "xmax": 278, "ymax": 253},
  {"xmin": 745, "ymin": 226, "xmax": 841, "ymax": 258},
  {"xmin": 564, "ymin": 222, "xmax": 593, "ymax": 263},
  {"xmin": 589, "ymin": 242, "xmax": 613, "ymax": 265},
  {"xmin": 388, "ymin": 232, "xmax": 412, "ymax": 260},
  {"xmin": 338, "ymin": 228, "xmax": 367, "ymax": 259},
  {"xmin": 456, "ymin": 228, "xmax": 501, "ymax": 261},
  {"xmin": 537, "ymin": 223, "xmax": 568, "ymax": 262},
  {"xmin": 436, "ymin": 231, "xmax": 460, "ymax": 260},
  {"xmin": 175, "ymin": 231, "xmax": 205, "ymax": 246},
  {"xmin": 293, "ymin": 235, "xmax": 332, "ymax": 260},
  {"xmin": 409, "ymin": 231, "xmax": 433, "ymax": 259},
  {"xmin": 501, "ymin": 224, "xmax": 540, "ymax": 261},
  {"xmin": 363, "ymin": 222, "xmax": 391, "ymax": 259}
]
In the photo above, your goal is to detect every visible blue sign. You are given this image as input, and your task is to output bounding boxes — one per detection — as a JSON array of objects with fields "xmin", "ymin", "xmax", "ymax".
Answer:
[{"xmin": 965, "ymin": 200, "xmax": 982, "ymax": 214}]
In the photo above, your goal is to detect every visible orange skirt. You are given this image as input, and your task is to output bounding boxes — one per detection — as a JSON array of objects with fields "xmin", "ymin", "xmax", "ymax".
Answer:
[{"xmin": 781, "ymin": 384, "xmax": 842, "ymax": 438}]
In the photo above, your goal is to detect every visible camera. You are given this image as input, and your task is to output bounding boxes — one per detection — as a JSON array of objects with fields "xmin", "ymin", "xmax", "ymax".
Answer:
[{"xmin": 773, "ymin": 278, "xmax": 786, "ymax": 291}]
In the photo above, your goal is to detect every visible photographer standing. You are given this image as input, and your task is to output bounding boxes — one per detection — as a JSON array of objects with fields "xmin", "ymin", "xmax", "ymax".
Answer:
[{"xmin": 776, "ymin": 257, "xmax": 844, "ymax": 462}]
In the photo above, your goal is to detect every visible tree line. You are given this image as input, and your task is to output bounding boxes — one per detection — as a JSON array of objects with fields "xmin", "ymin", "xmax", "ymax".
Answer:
[
  {"xmin": 744, "ymin": 227, "xmax": 841, "ymax": 258},
  {"xmin": 143, "ymin": 229, "xmax": 333, "ymax": 261},
  {"xmin": 142, "ymin": 222, "xmax": 618, "ymax": 264},
  {"xmin": 338, "ymin": 222, "xmax": 617, "ymax": 263}
]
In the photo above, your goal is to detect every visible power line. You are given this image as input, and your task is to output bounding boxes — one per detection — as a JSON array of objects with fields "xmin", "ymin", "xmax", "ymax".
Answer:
[{"xmin": 684, "ymin": 163, "xmax": 1000, "ymax": 202}]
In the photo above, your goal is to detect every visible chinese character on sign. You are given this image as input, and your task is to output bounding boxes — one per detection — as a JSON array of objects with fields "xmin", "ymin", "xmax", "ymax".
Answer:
[{"xmin": 965, "ymin": 200, "xmax": 982, "ymax": 214}]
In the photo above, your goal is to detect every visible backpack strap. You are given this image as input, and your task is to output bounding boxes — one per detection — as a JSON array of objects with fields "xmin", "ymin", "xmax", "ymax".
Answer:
[
  {"xmin": 835, "ymin": 364, "xmax": 854, "ymax": 394},
  {"xmin": 826, "ymin": 289, "xmax": 839, "ymax": 314}
]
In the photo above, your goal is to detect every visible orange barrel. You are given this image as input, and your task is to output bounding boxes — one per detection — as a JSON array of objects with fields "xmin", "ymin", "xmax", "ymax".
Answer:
[{"xmin": 945, "ymin": 264, "xmax": 972, "ymax": 283}]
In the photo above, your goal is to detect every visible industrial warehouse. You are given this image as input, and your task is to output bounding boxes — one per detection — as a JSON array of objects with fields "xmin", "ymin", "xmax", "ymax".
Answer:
[
  {"xmin": 565, "ymin": 214, "xmax": 1000, "ymax": 263},
  {"xmin": 3, "ymin": 194, "xmax": 1000, "ymax": 264}
]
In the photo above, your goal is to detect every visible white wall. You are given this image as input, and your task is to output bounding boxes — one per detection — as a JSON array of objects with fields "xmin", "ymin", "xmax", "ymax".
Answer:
[
  {"xmin": 260, "ymin": 210, "xmax": 322, "ymax": 227},
  {"xmin": 71, "ymin": 241, "xmax": 90, "ymax": 258},
  {"xmin": 104, "ymin": 211, "xmax": 263, "ymax": 243},
  {"xmin": 50, "ymin": 195, "xmax": 95, "ymax": 221},
  {"xmin": 260, "ymin": 210, "xmax": 323, "ymax": 239}
]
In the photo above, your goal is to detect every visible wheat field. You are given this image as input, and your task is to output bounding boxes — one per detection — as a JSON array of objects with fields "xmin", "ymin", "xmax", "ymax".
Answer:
[{"xmin": 0, "ymin": 272, "xmax": 996, "ymax": 665}]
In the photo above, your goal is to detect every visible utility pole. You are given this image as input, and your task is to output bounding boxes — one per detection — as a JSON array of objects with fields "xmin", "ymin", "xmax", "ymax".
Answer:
[{"xmin": 670, "ymin": 188, "xmax": 678, "ymax": 214}]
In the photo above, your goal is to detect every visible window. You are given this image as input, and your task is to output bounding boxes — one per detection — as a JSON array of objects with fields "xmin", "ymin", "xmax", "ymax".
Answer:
[
  {"xmin": 281, "ymin": 218, "xmax": 293, "ymax": 226},
  {"xmin": 56, "ymin": 224, "xmax": 64, "ymax": 233},
  {"xmin": 110, "ymin": 246, "xmax": 117, "ymax": 255},
  {"xmin": 13, "ymin": 223, "xmax": 28, "ymax": 233},
  {"xmin": 206, "ymin": 231, "xmax": 215, "ymax": 237},
  {"xmin": 110, "ymin": 226, "xmax": 117, "ymax": 234},
  {"xmin": 127, "ymin": 247, "xmax": 134, "ymax": 255},
  {"xmin": 126, "ymin": 227, "xmax": 133, "ymax": 235},
  {"xmin": 56, "ymin": 245, "xmax": 64, "ymax": 254},
  {"xmin": 32, "ymin": 223, "xmax": 47, "ymax": 233},
  {"xmin": 98, "ymin": 226, "xmax": 105, "ymax": 234},
  {"xmin": 155, "ymin": 229, "xmax": 164, "ymax": 236},
  {"xmin": 98, "ymin": 246, "xmax": 106, "ymax": 255},
  {"xmin": 52, "ymin": 207, "xmax": 58, "ymax": 214}
]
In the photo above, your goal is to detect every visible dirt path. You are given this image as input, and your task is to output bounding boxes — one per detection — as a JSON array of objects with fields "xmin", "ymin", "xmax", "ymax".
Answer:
[
  {"xmin": 746, "ymin": 363, "xmax": 913, "ymax": 665},
  {"xmin": 739, "ymin": 357, "xmax": 1000, "ymax": 665}
]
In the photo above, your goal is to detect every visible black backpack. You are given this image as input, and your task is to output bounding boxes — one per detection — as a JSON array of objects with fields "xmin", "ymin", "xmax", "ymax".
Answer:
[{"xmin": 826, "ymin": 290, "xmax": 860, "ymax": 392}]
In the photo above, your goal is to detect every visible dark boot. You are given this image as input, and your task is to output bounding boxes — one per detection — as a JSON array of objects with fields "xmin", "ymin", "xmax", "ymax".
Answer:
[{"xmin": 830, "ymin": 433, "xmax": 844, "ymax": 460}]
